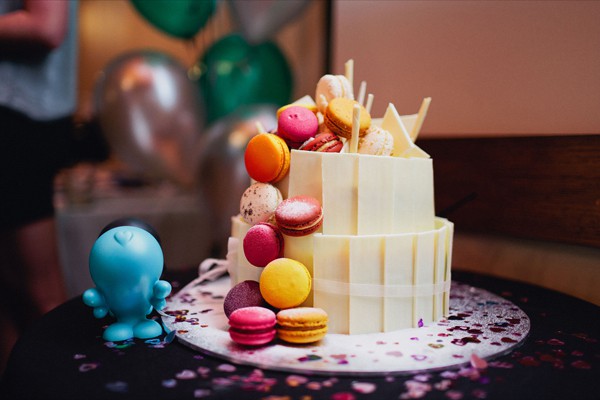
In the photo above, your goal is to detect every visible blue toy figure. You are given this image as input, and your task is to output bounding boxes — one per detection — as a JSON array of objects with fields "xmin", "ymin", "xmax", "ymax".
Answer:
[{"xmin": 83, "ymin": 224, "xmax": 172, "ymax": 342}]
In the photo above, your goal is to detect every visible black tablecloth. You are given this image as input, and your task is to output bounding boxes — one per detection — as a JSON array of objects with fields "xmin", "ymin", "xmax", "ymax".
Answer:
[{"xmin": 2, "ymin": 270, "xmax": 599, "ymax": 399}]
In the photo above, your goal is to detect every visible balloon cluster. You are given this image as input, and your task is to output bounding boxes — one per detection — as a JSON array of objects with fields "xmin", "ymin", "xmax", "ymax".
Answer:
[{"xmin": 92, "ymin": 0, "xmax": 309, "ymax": 249}]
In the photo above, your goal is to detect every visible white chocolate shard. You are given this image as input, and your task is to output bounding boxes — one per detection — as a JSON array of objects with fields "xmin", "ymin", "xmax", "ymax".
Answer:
[
  {"xmin": 381, "ymin": 103, "xmax": 430, "ymax": 159},
  {"xmin": 292, "ymin": 94, "xmax": 317, "ymax": 107},
  {"xmin": 410, "ymin": 97, "xmax": 431, "ymax": 142}
]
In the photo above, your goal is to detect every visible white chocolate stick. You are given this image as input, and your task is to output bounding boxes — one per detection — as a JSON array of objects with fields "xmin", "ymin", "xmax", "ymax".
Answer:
[
  {"xmin": 255, "ymin": 121, "xmax": 266, "ymax": 134},
  {"xmin": 350, "ymin": 103, "xmax": 361, "ymax": 153},
  {"xmin": 366, "ymin": 93, "xmax": 374, "ymax": 114},
  {"xmin": 410, "ymin": 97, "xmax": 431, "ymax": 142},
  {"xmin": 357, "ymin": 80, "xmax": 367, "ymax": 105},
  {"xmin": 345, "ymin": 59, "xmax": 354, "ymax": 97}
]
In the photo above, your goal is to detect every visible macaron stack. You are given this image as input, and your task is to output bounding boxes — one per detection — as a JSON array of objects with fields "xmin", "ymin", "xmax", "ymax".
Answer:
[{"xmin": 226, "ymin": 62, "xmax": 426, "ymax": 346}]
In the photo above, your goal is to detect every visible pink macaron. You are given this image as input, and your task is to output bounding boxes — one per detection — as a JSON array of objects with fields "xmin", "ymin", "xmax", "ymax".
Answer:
[
  {"xmin": 223, "ymin": 280, "xmax": 267, "ymax": 318},
  {"xmin": 277, "ymin": 106, "xmax": 319, "ymax": 149},
  {"xmin": 228, "ymin": 306, "xmax": 277, "ymax": 346},
  {"xmin": 275, "ymin": 195, "xmax": 323, "ymax": 237},
  {"xmin": 243, "ymin": 223, "xmax": 284, "ymax": 267}
]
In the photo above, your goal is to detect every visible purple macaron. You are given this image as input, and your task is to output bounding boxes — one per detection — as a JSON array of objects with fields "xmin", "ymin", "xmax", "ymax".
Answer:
[{"xmin": 223, "ymin": 280, "xmax": 267, "ymax": 318}]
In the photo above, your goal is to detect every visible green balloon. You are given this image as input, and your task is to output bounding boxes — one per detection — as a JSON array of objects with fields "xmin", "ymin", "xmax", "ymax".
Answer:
[
  {"xmin": 131, "ymin": 0, "xmax": 216, "ymax": 39},
  {"xmin": 198, "ymin": 34, "xmax": 293, "ymax": 124}
]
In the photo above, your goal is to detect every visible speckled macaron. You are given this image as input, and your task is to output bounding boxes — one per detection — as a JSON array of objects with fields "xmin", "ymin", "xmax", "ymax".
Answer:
[
  {"xmin": 223, "ymin": 280, "xmax": 267, "ymax": 318},
  {"xmin": 240, "ymin": 182, "xmax": 282, "ymax": 225}
]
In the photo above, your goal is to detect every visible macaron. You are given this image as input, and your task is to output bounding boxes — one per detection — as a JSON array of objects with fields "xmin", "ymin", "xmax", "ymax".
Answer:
[
  {"xmin": 228, "ymin": 306, "xmax": 276, "ymax": 346},
  {"xmin": 275, "ymin": 195, "xmax": 323, "ymax": 237},
  {"xmin": 324, "ymin": 97, "xmax": 371, "ymax": 140},
  {"xmin": 277, "ymin": 106, "xmax": 319, "ymax": 149},
  {"xmin": 223, "ymin": 280, "xmax": 267, "ymax": 318},
  {"xmin": 277, "ymin": 102, "xmax": 318, "ymax": 119},
  {"xmin": 243, "ymin": 223, "xmax": 284, "ymax": 267},
  {"xmin": 315, "ymin": 74, "xmax": 354, "ymax": 114},
  {"xmin": 358, "ymin": 125, "xmax": 394, "ymax": 156},
  {"xmin": 244, "ymin": 133, "xmax": 290, "ymax": 183},
  {"xmin": 276, "ymin": 307, "xmax": 328, "ymax": 344},
  {"xmin": 299, "ymin": 132, "xmax": 344, "ymax": 153},
  {"xmin": 240, "ymin": 182, "xmax": 282, "ymax": 225},
  {"xmin": 259, "ymin": 258, "xmax": 311, "ymax": 309}
]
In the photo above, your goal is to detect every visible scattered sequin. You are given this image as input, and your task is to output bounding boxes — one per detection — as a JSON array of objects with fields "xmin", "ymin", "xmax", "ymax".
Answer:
[
  {"xmin": 176, "ymin": 369, "xmax": 197, "ymax": 379},
  {"xmin": 105, "ymin": 381, "xmax": 128, "ymax": 393},
  {"xmin": 351, "ymin": 381, "xmax": 376, "ymax": 394},
  {"xmin": 79, "ymin": 363, "xmax": 99, "ymax": 372}
]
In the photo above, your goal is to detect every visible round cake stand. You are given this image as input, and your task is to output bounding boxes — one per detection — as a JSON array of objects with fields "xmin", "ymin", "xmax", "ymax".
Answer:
[{"xmin": 161, "ymin": 276, "xmax": 529, "ymax": 376}]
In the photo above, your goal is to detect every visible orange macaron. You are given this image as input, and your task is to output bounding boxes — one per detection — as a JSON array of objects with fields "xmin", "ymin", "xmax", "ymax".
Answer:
[
  {"xmin": 244, "ymin": 133, "xmax": 290, "ymax": 183},
  {"xmin": 276, "ymin": 307, "xmax": 328, "ymax": 344}
]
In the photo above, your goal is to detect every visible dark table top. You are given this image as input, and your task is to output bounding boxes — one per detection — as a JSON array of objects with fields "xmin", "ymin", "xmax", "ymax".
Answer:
[{"xmin": 2, "ymin": 270, "xmax": 599, "ymax": 400}]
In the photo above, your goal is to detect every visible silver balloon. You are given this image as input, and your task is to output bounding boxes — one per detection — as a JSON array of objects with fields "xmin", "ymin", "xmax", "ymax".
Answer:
[
  {"xmin": 228, "ymin": 0, "xmax": 311, "ymax": 44},
  {"xmin": 196, "ymin": 104, "xmax": 278, "ymax": 256},
  {"xmin": 94, "ymin": 50, "xmax": 205, "ymax": 187}
]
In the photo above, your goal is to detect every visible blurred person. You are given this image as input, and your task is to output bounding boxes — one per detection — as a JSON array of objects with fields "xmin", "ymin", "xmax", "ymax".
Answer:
[{"xmin": 0, "ymin": 0, "xmax": 78, "ymax": 371}]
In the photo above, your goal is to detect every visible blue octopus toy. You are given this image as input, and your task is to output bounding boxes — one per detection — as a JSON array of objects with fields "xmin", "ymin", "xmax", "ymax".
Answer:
[{"xmin": 83, "ymin": 223, "xmax": 171, "ymax": 342}]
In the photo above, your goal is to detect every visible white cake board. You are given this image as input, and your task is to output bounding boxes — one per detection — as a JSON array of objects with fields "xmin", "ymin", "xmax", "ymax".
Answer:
[{"xmin": 161, "ymin": 276, "xmax": 529, "ymax": 376}]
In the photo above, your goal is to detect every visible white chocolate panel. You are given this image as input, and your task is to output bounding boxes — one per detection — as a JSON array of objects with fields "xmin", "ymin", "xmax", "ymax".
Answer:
[
  {"xmin": 311, "ymin": 218, "xmax": 453, "ymax": 334},
  {"xmin": 383, "ymin": 234, "xmax": 414, "ymax": 331},
  {"xmin": 349, "ymin": 236, "xmax": 384, "ymax": 334},
  {"xmin": 288, "ymin": 150, "xmax": 324, "ymax": 200},
  {"xmin": 313, "ymin": 235, "xmax": 350, "ymax": 334},
  {"xmin": 434, "ymin": 223, "xmax": 448, "ymax": 320},
  {"xmin": 321, "ymin": 152, "xmax": 359, "ymax": 235},
  {"xmin": 414, "ymin": 230, "xmax": 436, "ymax": 327},
  {"xmin": 230, "ymin": 216, "xmax": 261, "ymax": 285},
  {"xmin": 411, "ymin": 159, "xmax": 435, "ymax": 232},
  {"xmin": 283, "ymin": 234, "xmax": 315, "ymax": 307},
  {"xmin": 357, "ymin": 155, "xmax": 395, "ymax": 234}
]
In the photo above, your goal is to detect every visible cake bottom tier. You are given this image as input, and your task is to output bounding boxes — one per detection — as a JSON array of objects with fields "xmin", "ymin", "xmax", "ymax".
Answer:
[{"xmin": 228, "ymin": 217, "xmax": 453, "ymax": 335}]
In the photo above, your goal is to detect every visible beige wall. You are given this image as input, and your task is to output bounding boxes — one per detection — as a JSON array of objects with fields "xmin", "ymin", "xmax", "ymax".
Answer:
[
  {"xmin": 333, "ymin": 1, "xmax": 600, "ymax": 303},
  {"xmin": 333, "ymin": 1, "xmax": 600, "ymax": 138}
]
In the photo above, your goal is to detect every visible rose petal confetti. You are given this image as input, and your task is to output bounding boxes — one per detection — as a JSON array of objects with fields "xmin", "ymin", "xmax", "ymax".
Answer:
[{"xmin": 470, "ymin": 353, "xmax": 488, "ymax": 370}]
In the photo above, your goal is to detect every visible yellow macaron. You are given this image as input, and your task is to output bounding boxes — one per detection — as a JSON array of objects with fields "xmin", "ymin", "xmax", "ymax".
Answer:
[
  {"xmin": 259, "ymin": 258, "xmax": 311, "ymax": 309},
  {"xmin": 276, "ymin": 307, "xmax": 328, "ymax": 344},
  {"xmin": 324, "ymin": 97, "xmax": 371, "ymax": 139}
]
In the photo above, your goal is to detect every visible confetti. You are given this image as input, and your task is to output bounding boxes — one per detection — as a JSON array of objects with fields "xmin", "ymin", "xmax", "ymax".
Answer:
[{"xmin": 351, "ymin": 381, "xmax": 376, "ymax": 394}]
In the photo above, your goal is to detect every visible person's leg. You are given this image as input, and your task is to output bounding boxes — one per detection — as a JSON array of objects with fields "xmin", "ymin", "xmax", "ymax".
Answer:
[{"xmin": 14, "ymin": 217, "xmax": 67, "ymax": 315}]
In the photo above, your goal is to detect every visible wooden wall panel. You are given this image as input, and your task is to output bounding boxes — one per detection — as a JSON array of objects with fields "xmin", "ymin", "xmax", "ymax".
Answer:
[{"xmin": 420, "ymin": 135, "xmax": 600, "ymax": 248}]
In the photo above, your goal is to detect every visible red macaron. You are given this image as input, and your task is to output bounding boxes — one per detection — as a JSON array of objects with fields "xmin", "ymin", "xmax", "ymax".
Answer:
[
  {"xmin": 299, "ymin": 132, "xmax": 343, "ymax": 153},
  {"xmin": 275, "ymin": 195, "xmax": 323, "ymax": 237},
  {"xmin": 243, "ymin": 223, "xmax": 284, "ymax": 268},
  {"xmin": 228, "ymin": 306, "xmax": 277, "ymax": 346}
]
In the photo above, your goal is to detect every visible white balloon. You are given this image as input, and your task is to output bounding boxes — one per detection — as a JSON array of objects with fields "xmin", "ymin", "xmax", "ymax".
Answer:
[
  {"xmin": 228, "ymin": 0, "xmax": 311, "ymax": 44},
  {"xmin": 94, "ymin": 50, "xmax": 206, "ymax": 187}
]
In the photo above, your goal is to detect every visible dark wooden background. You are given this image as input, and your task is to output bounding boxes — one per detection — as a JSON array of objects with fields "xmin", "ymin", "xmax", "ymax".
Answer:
[{"xmin": 420, "ymin": 135, "xmax": 600, "ymax": 248}]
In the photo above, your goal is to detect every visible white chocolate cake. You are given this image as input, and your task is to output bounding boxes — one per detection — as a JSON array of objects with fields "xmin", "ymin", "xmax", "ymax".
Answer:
[{"xmin": 226, "ymin": 64, "xmax": 453, "ymax": 335}]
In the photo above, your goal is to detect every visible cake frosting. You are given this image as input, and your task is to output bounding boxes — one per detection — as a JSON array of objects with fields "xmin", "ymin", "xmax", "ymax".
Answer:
[{"xmin": 225, "ymin": 62, "xmax": 453, "ymax": 335}]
